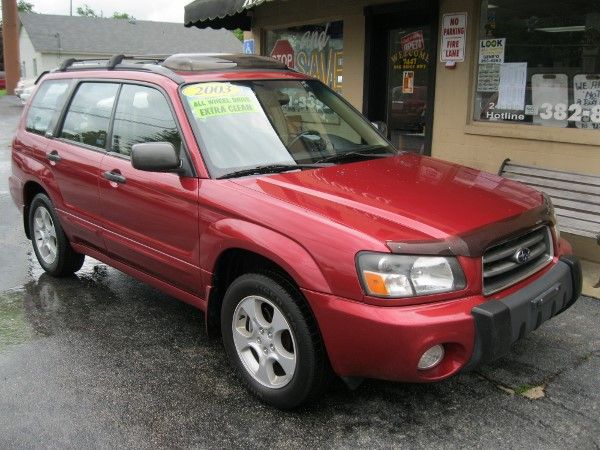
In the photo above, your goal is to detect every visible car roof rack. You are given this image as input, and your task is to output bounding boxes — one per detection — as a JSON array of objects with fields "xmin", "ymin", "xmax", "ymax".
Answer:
[
  {"xmin": 54, "ymin": 53, "xmax": 292, "ymax": 85},
  {"xmin": 55, "ymin": 54, "xmax": 184, "ymax": 83}
]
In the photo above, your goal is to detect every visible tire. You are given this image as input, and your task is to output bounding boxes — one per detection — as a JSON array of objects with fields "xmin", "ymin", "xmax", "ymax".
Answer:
[
  {"xmin": 221, "ymin": 273, "xmax": 331, "ymax": 409},
  {"xmin": 29, "ymin": 193, "xmax": 85, "ymax": 277}
]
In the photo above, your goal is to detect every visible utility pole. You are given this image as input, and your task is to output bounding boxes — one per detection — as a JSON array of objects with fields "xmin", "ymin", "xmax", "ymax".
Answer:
[
  {"xmin": 1, "ymin": 0, "xmax": 20, "ymax": 94},
  {"xmin": 70, "ymin": 0, "xmax": 72, "ymax": 16}
]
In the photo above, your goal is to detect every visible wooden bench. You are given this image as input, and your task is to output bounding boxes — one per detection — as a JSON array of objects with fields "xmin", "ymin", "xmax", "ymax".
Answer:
[{"xmin": 499, "ymin": 159, "xmax": 600, "ymax": 245}]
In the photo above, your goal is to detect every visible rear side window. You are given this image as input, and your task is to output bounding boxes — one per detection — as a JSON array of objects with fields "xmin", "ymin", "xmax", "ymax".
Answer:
[
  {"xmin": 25, "ymin": 80, "xmax": 70, "ymax": 136},
  {"xmin": 60, "ymin": 82, "xmax": 120, "ymax": 149},
  {"xmin": 111, "ymin": 84, "xmax": 182, "ymax": 157}
]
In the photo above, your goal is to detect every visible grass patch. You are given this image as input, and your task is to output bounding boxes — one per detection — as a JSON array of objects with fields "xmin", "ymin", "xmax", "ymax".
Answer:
[
  {"xmin": 0, "ymin": 89, "xmax": 6, "ymax": 97},
  {"xmin": 514, "ymin": 384, "xmax": 534, "ymax": 395}
]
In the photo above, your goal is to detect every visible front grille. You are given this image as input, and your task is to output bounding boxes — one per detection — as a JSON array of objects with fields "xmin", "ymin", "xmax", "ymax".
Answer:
[{"xmin": 482, "ymin": 227, "xmax": 553, "ymax": 295}]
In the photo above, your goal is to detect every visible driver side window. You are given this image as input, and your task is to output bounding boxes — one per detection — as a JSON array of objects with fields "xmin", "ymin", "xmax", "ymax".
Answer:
[{"xmin": 111, "ymin": 84, "xmax": 181, "ymax": 157}]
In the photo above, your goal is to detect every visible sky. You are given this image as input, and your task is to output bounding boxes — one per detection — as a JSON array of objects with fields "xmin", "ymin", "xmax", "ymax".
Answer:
[{"xmin": 1, "ymin": 0, "xmax": 192, "ymax": 23}]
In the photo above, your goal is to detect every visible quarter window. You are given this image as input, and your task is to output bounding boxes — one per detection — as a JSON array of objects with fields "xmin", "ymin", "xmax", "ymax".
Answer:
[
  {"xmin": 25, "ymin": 80, "xmax": 70, "ymax": 136},
  {"xmin": 60, "ymin": 82, "xmax": 119, "ymax": 149},
  {"xmin": 111, "ymin": 85, "xmax": 182, "ymax": 157}
]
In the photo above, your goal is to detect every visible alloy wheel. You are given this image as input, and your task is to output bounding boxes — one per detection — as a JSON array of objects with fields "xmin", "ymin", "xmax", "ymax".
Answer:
[
  {"xmin": 232, "ymin": 295, "xmax": 297, "ymax": 389},
  {"xmin": 33, "ymin": 206, "xmax": 58, "ymax": 265}
]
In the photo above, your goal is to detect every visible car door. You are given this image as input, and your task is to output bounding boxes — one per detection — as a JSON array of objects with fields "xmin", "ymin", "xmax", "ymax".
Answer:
[
  {"xmin": 46, "ymin": 81, "xmax": 120, "ymax": 251},
  {"xmin": 98, "ymin": 83, "xmax": 202, "ymax": 295}
]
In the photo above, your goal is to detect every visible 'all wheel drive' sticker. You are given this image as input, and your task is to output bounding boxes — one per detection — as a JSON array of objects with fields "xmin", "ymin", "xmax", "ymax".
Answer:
[{"xmin": 182, "ymin": 83, "xmax": 259, "ymax": 119}]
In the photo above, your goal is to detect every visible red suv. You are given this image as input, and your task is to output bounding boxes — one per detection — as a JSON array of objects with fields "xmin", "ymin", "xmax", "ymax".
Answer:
[{"xmin": 10, "ymin": 54, "xmax": 581, "ymax": 409}]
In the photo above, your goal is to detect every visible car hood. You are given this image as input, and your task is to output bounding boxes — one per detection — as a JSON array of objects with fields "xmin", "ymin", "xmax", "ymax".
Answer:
[{"xmin": 231, "ymin": 154, "xmax": 545, "ymax": 249}]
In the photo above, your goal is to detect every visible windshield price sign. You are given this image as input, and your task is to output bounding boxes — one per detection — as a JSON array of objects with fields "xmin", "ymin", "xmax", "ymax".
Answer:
[{"xmin": 183, "ymin": 83, "xmax": 259, "ymax": 120}]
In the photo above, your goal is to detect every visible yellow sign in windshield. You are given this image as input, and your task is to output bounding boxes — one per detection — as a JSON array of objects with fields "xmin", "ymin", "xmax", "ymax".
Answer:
[{"xmin": 183, "ymin": 83, "xmax": 259, "ymax": 120}]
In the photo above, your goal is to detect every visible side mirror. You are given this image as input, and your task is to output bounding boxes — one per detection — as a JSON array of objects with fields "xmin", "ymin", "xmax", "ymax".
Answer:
[
  {"xmin": 131, "ymin": 142, "xmax": 182, "ymax": 173},
  {"xmin": 371, "ymin": 121, "xmax": 389, "ymax": 137}
]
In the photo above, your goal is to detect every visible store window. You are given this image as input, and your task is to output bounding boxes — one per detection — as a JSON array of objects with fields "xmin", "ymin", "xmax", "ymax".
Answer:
[
  {"xmin": 474, "ymin": 1, "xmax": 600, "ymax": 130},
  {"xmin": 265, "ymin": 21, "xmax": 344, "ymax": 93}
]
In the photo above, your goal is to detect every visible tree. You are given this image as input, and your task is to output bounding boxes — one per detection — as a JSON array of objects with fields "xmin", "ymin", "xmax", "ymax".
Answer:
[
  {"xmin": 112, "ymin": 12, "xmax": 134, "ymax": 20},
  {"xmin": 233, "ymin": 28, "xmax": 243, "ymax": 42},
  {"xmin": 76, "ymin": 4, "xmax": 101, "ymax": 18},
  {"xmin": 75, "ymin": 5, "xmax": 134, "ymax": 20},
  {"xmin": 17, "ymin": 1, "xmax": 35, "ymax": 12}
]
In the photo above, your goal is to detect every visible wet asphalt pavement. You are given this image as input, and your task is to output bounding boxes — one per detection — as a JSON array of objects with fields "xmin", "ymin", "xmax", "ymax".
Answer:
[{"xmin": 1, "ymin": 95, "xmax": 599, "ymax": 448}]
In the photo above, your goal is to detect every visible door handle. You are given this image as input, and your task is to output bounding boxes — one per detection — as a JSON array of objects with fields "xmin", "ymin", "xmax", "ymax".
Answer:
[
  {"xmin": 47, "ymin": 151, "xmax": 61, "ymax": 163},
  {"xmin": 103, "ymin": 170, "xmax": 127, "ymax": 184}
]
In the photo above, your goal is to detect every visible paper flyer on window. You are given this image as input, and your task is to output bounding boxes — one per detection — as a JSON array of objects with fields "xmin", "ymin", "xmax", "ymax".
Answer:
[
  {"xmin": 497, "ymin": 63, "xmax": 527, "ymax": 111},
  {"xmin": 479, "ymin": 38, "xmax": 505, "ymax": 64}
]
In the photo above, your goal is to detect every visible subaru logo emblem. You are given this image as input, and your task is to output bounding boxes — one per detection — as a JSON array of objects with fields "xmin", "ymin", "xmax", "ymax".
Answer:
[{"xmin": 514, "ymin": 247, "xmax": 531, "ymax": 264}]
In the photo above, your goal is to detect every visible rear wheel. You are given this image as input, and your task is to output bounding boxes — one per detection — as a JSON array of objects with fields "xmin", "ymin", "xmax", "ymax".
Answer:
[
  {"xmin": 29, "ymin": 193, "xmax": 85, "ymax": 277},
  {"xmin": 221, "ymin": 273, "xmax": 331, "ymax": 409}
]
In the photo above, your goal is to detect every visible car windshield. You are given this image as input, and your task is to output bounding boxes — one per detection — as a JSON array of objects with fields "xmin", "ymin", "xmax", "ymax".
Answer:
[{"xmin": 181, "ymin": 79, "xmax": 398, "ymax": 178}]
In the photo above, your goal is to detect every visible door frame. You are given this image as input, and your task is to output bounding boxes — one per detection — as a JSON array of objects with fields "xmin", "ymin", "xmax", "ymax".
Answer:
[{"xmin": 363, "ymin": 0, "xmax": 439, "ymax": 156}]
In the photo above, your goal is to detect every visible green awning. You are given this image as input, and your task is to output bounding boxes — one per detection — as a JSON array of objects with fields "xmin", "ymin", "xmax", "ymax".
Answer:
[{"xmin": 184, "ymin": 0, "xmax": 278, "ymax": 30}]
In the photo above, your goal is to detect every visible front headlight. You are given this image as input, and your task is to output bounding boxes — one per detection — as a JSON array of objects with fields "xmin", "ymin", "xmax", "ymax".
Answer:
[{"xmin": 356, "ymin": 253, "xmax": 466, "ymax": 298}]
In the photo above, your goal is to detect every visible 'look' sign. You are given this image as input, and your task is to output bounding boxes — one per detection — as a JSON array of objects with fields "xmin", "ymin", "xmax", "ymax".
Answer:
[{"xmin": 440, "ymin": 13, "xmax": 467, "ymax": 63}]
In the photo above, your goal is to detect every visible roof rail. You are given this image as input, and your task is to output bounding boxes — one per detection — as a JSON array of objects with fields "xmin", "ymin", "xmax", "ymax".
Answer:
[
  {"xmin": 107, "ymin": 54, "xmax": 125, "ymax": 69},
  {"xmin": 54, "ymin": 54, "xmax": 291, "ymax": 85},
  {"xmin": 58, "ymin": 57, "xmax": 112, "ymax": 71},
  {"xmin": 114, "ymin": 64, "xmax": 185, "ymax": 84},
  {"xmin": 54, "ymin": 54, "xmax": 183, "ymax": 83},
  {"xmin": 59, "ymin": 54, "xmax": 171, "ymax": 72}
]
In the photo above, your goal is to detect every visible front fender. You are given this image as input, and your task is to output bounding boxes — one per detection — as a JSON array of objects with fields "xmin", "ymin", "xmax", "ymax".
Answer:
[{"xmin": 200, "ymin": 218, "xmax": 332, "ymax": 294}]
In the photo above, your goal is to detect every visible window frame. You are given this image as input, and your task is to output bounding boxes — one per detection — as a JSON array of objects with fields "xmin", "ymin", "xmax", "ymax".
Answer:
[
  {"xmin": 467, "ymin": 0, "xmax": 600, "ymax": 144},
  {"xmin": 178, "ymin": 78, "xmax": 397, "ymax": 179},
  {"xmin": 107, "ymin": 83, "xmax": 183, "ymax": 160},
  {"xmin": 52, "ymin": 78, "xmax": 196, "ymax": 177},
  {"xmin": 54, "ymin": 80, "xmax": 121, "ymax": 154},
  {"xmin": 24, "ymin": 78, "xmax": 74, "ymax": 138}
]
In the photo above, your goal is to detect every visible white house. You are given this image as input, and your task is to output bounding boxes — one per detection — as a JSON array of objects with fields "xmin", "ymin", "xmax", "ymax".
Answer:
[{"xmin": 19, "ymin": 13, "xmax": 243, "ymax": 79}]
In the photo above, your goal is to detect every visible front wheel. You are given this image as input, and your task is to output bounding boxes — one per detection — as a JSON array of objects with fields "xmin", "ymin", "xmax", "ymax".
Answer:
[
  {"xmin": 29, "ymin": 193, "xmax": 85, "ymax": 277},
  {"xmin": 221, "ymin": 273, "xmax": 331, "ymax": 409}
]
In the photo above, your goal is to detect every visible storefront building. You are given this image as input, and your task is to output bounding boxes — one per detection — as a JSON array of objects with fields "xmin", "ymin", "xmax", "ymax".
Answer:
[{"xmin": 185, "ymin": 0, "xmax": 600, "ymax": 265}]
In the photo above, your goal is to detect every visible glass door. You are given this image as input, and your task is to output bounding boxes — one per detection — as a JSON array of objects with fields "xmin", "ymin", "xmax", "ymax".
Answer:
[{"xmin": 386, "ymin": 26, "xmax": 432, "ymax": 154}]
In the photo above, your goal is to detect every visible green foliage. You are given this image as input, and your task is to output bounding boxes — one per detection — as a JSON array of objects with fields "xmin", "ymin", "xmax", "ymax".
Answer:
[
  {"xmin": 233, "ymin": 28, "xmax": 244, "ymax": 42},
  {"xmin": 75, "ymin": 4, "xmax": 134, "ymax": 20},
  {"xmin": 514, "ymin": 384, "xmax": 534, "ymax": 395},
  {"xmin": 17, "ymin": 1, "xmax": 35, "ymax": 12},
  {"xmin": 112, "ymin": 12, "xmax": 134, "ymax": 20},
  {"xmin": 76, "ymin": 4, "xmax": 101, "ymax": 18}
]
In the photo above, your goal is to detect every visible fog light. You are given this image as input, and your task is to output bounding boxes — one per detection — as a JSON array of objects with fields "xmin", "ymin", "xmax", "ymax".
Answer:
[{"xmin": 418, "ymin": 345, "xmax": 445, "ymax": 370}]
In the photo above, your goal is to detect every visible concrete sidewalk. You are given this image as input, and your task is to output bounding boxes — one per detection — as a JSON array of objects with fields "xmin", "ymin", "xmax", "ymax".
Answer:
[{"xmin": 582, "ymin": 259, "xmax": 600, "ymax": 298}]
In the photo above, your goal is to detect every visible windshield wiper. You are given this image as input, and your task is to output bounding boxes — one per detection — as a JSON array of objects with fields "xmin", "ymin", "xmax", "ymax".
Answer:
[
  {"xmin": 316, "ymin": 147, "xmax": 394, "ymax": 164},
  {"xmin": 217, "ymin": 163, "xmax": 328, "ymax": 180}
]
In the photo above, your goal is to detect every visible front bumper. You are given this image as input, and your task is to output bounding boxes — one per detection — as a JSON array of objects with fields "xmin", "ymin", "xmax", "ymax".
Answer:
[
  {"xmin": 463, "ymin": 255, "xmax": 581, "ymax": 370},
  {"xmin": 303, "ymin": 256, "xmax": 581, "ymax": 383}
]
